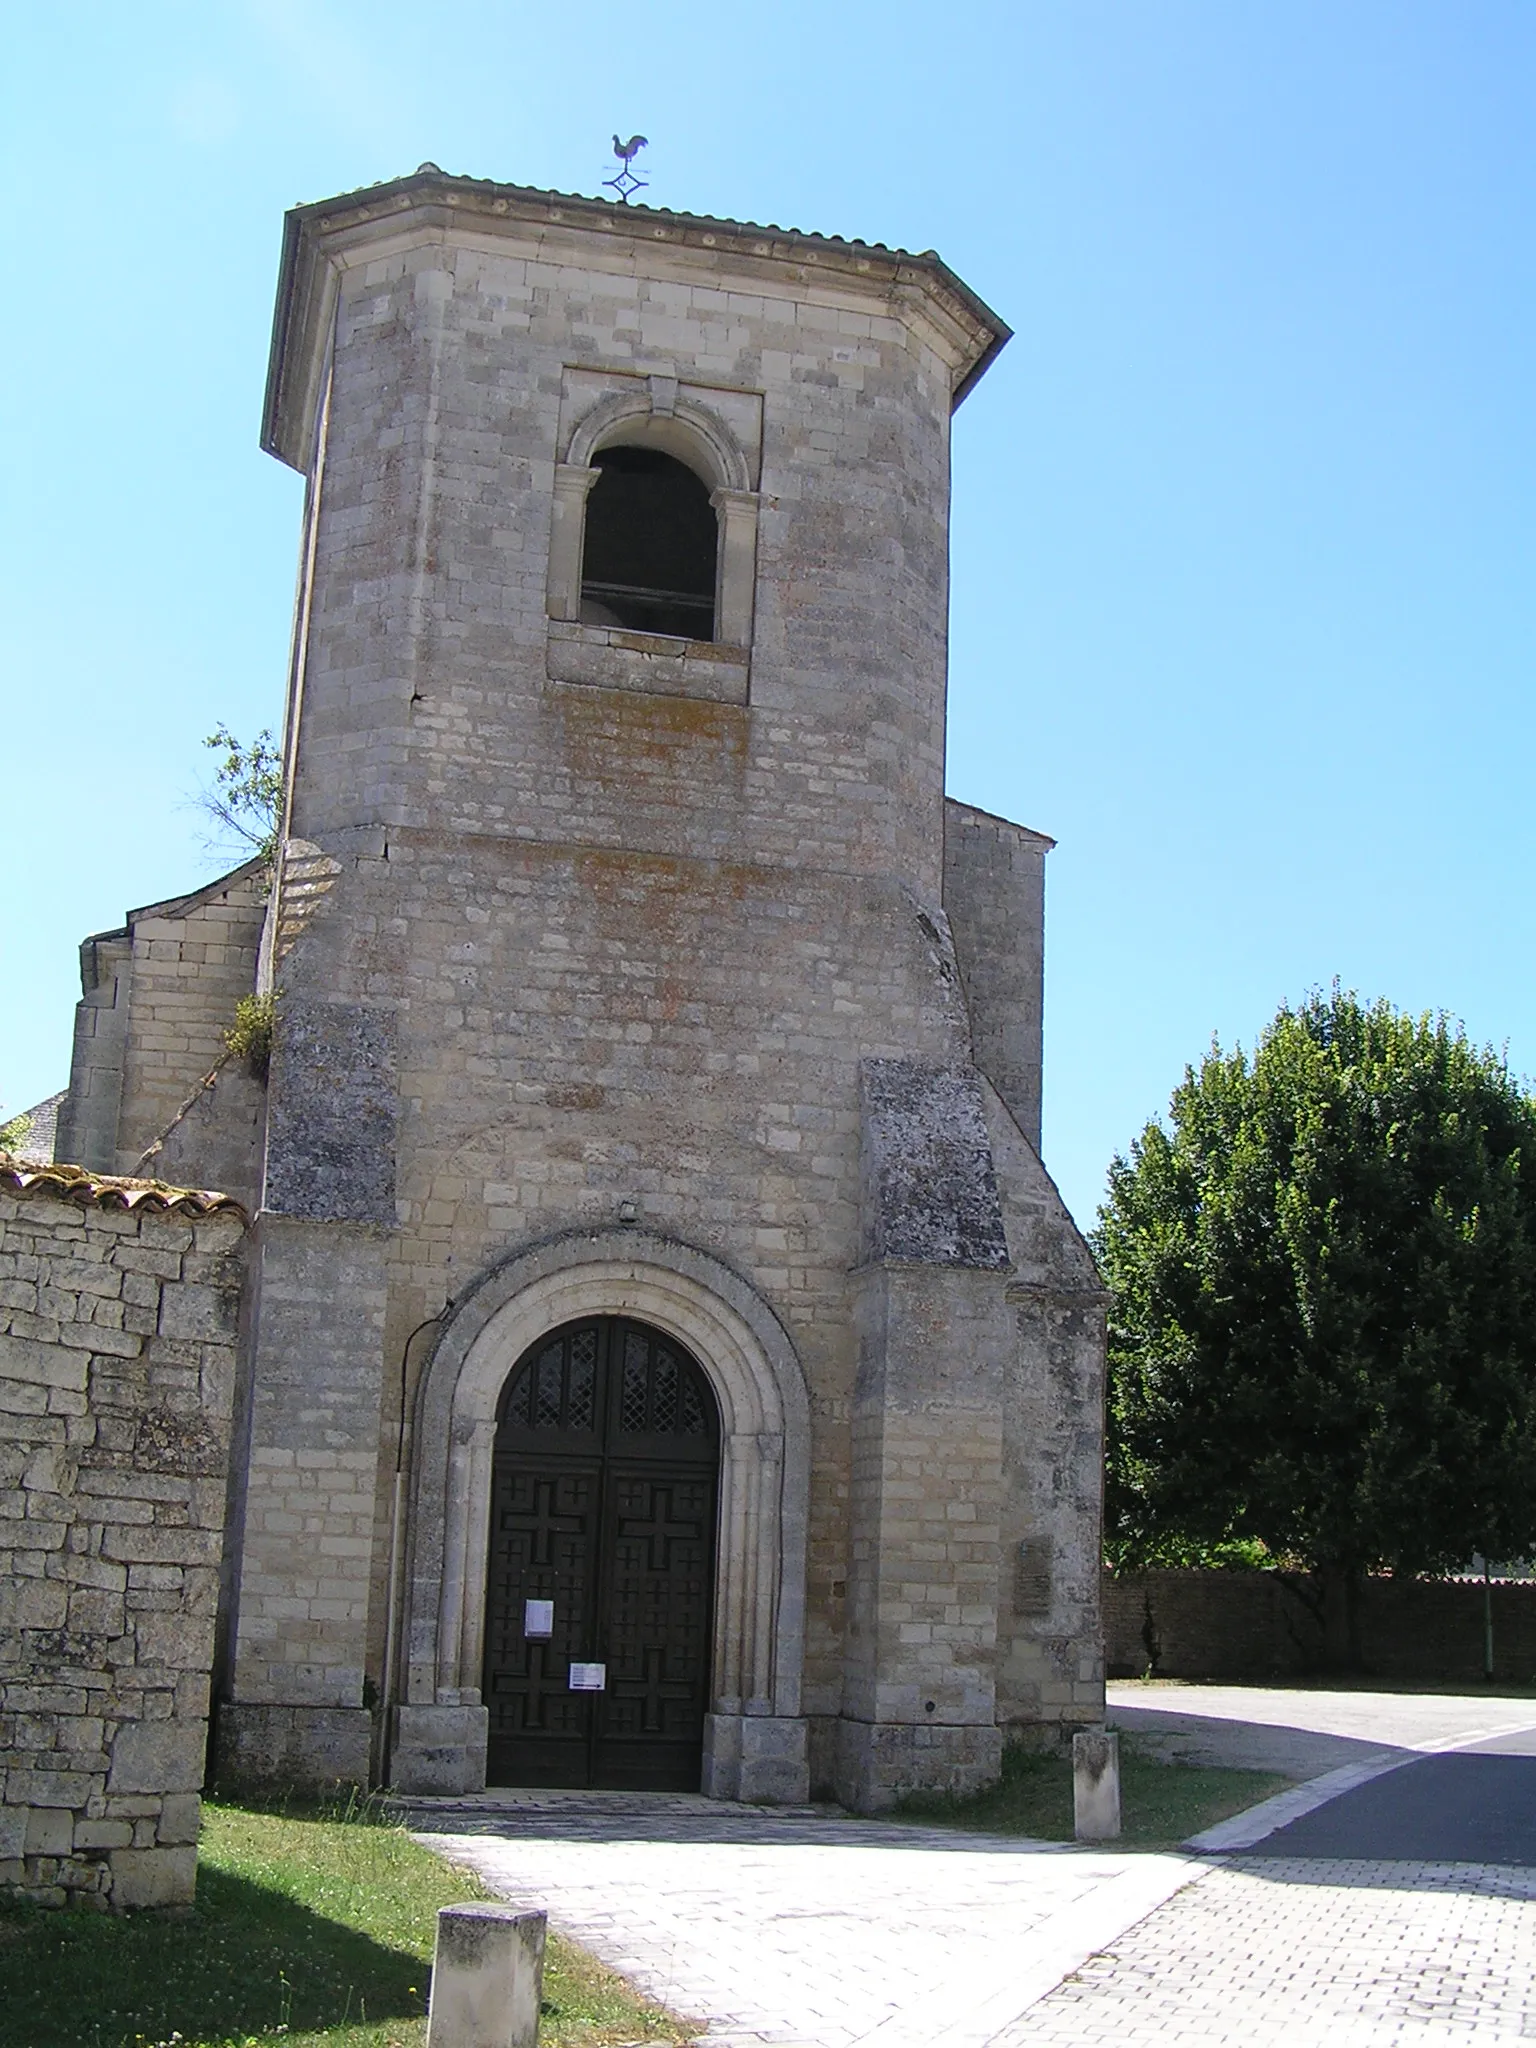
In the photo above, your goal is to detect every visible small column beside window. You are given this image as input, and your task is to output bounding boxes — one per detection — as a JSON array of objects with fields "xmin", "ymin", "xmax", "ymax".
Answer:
[
  {"xmin": 548, "ymin": 464, "xmax": 601, "ymax": 623},
  {"xmin": 710, "ymin": 489, "xmax": 760, "ymax": 651}
]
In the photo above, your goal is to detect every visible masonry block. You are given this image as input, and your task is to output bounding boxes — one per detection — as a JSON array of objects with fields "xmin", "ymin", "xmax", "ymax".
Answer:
[
  {"xmin": 107, "ymin": 1844, "xmax": 198, "ymax": 1910},
  {"xmin": 390, "ymin": 1704, "xmax": 489, "ymax": 1796},
  {"xmin": 1073, "ymin": 1728, "xmax": 1121, "ymax": 1841},
  {"xmin": 427, "ymin": 1903, "xmax": 546, "ymax": 2048},
  {"xmin": 214, "ymin": 1704, "xmax": 372, "ymax": 1793}
]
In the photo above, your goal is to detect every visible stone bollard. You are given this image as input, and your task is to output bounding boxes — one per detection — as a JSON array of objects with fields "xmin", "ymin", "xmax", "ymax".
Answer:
[
  {"xmin": 426, "ymin": 1902, "xmax": 547, "ymax": 2048},
  {"xmin": 1073, "ymin": 1728, "xmax": 1121, "ymax": 1842}
]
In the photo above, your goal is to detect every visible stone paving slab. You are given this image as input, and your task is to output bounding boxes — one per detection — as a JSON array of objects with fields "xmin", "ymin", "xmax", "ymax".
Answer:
[
  {"xmin": 407, "ymin": 1794, "xmax": 1195, "ymax": 2048},
  {"xmin": 407, "ymin": 1792, "xmax": 1536, "ymax": 2047}
]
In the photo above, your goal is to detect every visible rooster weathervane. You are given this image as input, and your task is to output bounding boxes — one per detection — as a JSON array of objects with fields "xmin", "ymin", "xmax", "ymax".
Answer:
[{"xmin": 604, "ymin": 133, "xmax": 649, "ymax": 205}]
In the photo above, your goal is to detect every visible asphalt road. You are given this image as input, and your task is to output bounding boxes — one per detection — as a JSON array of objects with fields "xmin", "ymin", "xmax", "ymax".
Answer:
[{"xmin": 1248, "ymin": 1724, "xmax": 1536, "ymax": 1862}]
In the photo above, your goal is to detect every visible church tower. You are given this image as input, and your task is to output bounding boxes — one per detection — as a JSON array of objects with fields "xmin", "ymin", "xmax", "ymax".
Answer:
[{"xmin": 79, "ymin": 168, "xmax": 1107, "ymax": 1808}]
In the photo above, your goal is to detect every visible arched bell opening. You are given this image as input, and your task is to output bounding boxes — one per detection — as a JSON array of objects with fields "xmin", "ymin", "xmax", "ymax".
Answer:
[
  {"xmin": 578, "ymin": 446, "xmax": 719, "ymax": 640},
  {"xmin": 480, "ymin": 1315, "xmax": 722, "ymax": 1790}
]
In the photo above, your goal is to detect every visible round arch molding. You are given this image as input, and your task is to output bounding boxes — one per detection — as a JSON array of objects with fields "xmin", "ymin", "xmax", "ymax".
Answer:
[
  {"xmin": 564, "ymin": 387, "xmax": 753, "ymax": 493},
  {"xmin": 547, "ymin": 389, "xmax": 762, "ymax": 651},
  {"xmin": 391, "ymin": 1229, "xmax": 811, "ymax": 1803}
]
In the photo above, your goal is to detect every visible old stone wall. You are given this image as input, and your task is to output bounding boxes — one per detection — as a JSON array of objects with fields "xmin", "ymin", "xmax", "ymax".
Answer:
[
  {"xmin": 943, "ymin": 802, "xmax": 1050, "ymax": 1151},
  {"xmin": 986, "ymin": 1086, "xmax": 1106, "ymax": 1744},
  {"xmin": 0, "ymin": 1160, "xmax": 245, "ymax": 1909},
  {"xmin": 56, "ymin": 863, "xmax": 269, "ymax": 1199},
  {"xmin": 1106, "ymin": 1568, "xmax": 1536, "ymax": 1686}
]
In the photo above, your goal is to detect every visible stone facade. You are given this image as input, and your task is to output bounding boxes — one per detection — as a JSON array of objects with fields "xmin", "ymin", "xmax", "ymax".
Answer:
[
  {"xmin": 56, "ymin": 862, "xmax": 270, "ymax": 1210},
  {"xmin": 52, "ymin": 169, "xmax": 1107, "ymax": 1811},
  {"xmin": 0, "ymin": 1159, "xmax": 245, "ymax": 1908}
]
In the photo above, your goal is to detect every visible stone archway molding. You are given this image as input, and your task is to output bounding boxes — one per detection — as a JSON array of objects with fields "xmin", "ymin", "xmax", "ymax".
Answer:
[
  {"xmin": 547, "ymin": 389, "xmax": 762, "ymax": 650},
  {"xmin": 564, "ymin": 388, "xmax": 754, "ymax": 493},
  {"xmin": 390, "ymin": 1228, "xmax": 811, "ymax": 1802}
]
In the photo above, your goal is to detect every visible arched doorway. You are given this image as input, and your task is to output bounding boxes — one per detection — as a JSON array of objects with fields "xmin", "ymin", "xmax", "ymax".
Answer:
[{"xmin": 481, "ymin": 1316, "xmax": 721, "ymax": 1790}]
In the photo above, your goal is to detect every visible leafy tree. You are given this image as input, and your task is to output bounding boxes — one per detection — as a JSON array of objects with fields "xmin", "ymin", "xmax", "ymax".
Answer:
[
  {"xmin": 201, "ymin": 724, "xmax": 283, "ymax": 865},
  {"xmin": 1098, "ymin": 988, "xmax": 1536, "ymax": 1661},
  {"xmin": 0, "ymin": 1104, "xmax": 30, "ymax": 1153}
]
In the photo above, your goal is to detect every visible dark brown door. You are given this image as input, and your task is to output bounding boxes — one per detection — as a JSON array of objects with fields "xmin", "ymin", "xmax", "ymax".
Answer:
[{"xmin": 482, "ymin": 1318, "xmax": 719, "ymax": 1790}]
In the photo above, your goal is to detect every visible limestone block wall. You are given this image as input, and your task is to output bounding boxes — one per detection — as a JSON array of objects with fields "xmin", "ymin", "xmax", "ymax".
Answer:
[
  {"xmin": 54, "ymin": 932, "xmax": 133, "ymax": 1178},
  {"xmin": 0, "ymin": 1160, "xmax": 245, "ymax": 1910},
  {"xmin": 56, "ymin": 862, "xmax": 269, "ymax": 1190},
  {"xmin": 983, "ymin": 1084, "xmax": 1108, "ymax": 1745},
  {"xmin": 943, "ymin": 800, "xmax": 1050, "ymax": 1150}
]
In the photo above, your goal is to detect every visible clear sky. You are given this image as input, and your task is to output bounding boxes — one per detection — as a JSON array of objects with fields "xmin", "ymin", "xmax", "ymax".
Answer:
[{"xmin": 2, "ymin": 1, "xmax": 1531, "ymax": 1233}]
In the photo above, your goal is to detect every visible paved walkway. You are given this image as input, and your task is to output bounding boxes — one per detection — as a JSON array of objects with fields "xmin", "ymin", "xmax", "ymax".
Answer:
[
  {"xmin": 409, "ymin": 1793, "xmax": 1192, "ymax": 2048},
  {"xmin": 408, "ymin": 1777, "xmax": 1536, "ymax": 2048},
  {"xmin": 1013, "ymin": 1858, "xmax": 1536, "ymax": 2046}
]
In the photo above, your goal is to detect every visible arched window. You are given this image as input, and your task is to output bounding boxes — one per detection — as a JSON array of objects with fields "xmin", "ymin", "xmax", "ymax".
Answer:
[{"xmin": 578, "ymin": 447, "xmax": 718, "ymax": 642}]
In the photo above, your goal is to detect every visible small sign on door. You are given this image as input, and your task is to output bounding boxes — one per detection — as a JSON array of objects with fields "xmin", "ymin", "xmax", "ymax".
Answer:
[
  {"xmin": 524, "ymin": 1599, "xmax": 554, "ymax": 1639},
  {"xmin": 568, "ymin": 1662, "xmax": 607, "ymax": 1691}
]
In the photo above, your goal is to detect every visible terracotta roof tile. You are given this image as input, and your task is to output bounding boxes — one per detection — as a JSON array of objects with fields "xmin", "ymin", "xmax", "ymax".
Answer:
[{"xmin": 0, "ymin": 1154, "xmax": 248, "ymax": 1222}]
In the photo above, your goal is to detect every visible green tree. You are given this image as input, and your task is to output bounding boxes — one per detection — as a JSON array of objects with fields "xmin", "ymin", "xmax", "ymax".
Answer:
[
  {"xmin": 0, "ymin": 1104, "xmax": 30, "ymax": 1153},
  {"xmin": 201, "ymin": 723, "xmax": 283, "ymax": 864},
  {"xmin": 1098, "ymin": 988, "xmax": 1536, "ymax": 1661}
]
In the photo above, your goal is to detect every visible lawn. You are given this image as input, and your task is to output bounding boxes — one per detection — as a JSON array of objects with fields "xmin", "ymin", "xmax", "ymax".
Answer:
[
  {"xmin": 0, "ymin": 1800, "xmax": 694, "ymax": 2048},
  {"xmin": 895, "ymin": 1743, "xmax": 1292, "ymax": 1849}
]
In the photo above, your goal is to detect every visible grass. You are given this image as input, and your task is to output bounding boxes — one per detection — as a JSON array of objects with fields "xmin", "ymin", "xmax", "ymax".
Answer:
[
  {"xmin": 0, "ymin": 1799, "xmax": 694, "ymax": 2048},
  {"xmin": 894, "ymin": 1744, "xmax": 1293, "ymax": 1850}
]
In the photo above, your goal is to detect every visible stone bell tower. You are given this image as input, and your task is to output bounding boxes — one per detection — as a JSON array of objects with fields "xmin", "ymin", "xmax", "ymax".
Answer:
[{"xmin": 204, "ymin": 166, "xmax": 1105, "ymax": 1809}]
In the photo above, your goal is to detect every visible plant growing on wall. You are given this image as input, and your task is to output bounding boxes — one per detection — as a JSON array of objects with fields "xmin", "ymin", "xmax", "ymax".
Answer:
[
  {"xmin": 224, "ymin": 992, "xmax": 277, "ymax": 1083},
  {"xmin": 201, "ymin": 724, "xmax": 283, "ymax": 865},
  {"xmin": 1097, "ymin": 986, "xmax": 1536, "ymax": 1663}
]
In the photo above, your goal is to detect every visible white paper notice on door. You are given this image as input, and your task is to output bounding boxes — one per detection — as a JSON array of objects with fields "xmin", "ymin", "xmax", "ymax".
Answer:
[
  {"xmin": 568, "ymin": 1662, "xmax": 607, "ymax": 1691},
  {"xmin": 523, "ymin": 1599, "xmax": 554, "ymax": 1638}
]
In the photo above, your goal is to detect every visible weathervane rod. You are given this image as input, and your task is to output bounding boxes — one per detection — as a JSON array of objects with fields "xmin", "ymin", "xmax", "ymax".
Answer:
[{"xmin": 604, "ymin": 133, "xmax": 649, "ymax": 205}]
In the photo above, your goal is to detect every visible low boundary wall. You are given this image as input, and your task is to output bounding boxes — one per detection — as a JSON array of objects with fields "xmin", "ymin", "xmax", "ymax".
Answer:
[
  {"xmin": 1106, "ymin": 1568, "xmax": 1536, "ymax": 1685},
  {"xmin": 0, "ymin": 1159, "xmax": 246, "ymax": 1909}
]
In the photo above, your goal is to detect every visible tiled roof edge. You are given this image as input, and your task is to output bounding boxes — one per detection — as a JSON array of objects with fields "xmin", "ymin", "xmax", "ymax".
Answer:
[
  {"xmin": 0, "ymin": 1154, "xmax": 249, "ymax": 1222},
  {"xmin": 264, "ymin": 167, "xmax": 1010, "ymax": 462}
]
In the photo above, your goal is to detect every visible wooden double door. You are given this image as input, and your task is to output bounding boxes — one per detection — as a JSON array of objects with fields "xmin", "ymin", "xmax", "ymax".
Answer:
[{"xmin": 481, "ymin": 1317, "xmax": 720, "ymax": 1790}]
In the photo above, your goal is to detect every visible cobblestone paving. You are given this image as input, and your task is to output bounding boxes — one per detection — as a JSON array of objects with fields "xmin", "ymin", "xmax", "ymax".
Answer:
[
  {"xmin": 407, "ymin": 1796, "xmax": 1536, "ymax": 2048},
  {"xmin": 1012, "ymin": 1858, "xmax": 1536, "ymax": 2046}
]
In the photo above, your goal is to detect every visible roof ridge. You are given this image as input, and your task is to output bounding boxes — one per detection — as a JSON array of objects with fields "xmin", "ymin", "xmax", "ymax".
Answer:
[
  {"xmin": 295, "ymin": 164, "xmax": 936, "ymax": 262},
  {"xmin": 0, "ymin": 1154, "xmax": 248, "ymax": 1222}
]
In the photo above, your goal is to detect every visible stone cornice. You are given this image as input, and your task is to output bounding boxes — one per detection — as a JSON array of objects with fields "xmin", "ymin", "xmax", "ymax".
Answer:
[{"xmin": 263, "ymin": 168, "xmax": 1011, "ymax": 470}]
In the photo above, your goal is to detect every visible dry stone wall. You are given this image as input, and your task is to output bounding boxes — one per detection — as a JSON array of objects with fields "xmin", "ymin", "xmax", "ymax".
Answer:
[{"xmin": 0, "ymin": 1160, "xmax": 245, "ymax": 1909}]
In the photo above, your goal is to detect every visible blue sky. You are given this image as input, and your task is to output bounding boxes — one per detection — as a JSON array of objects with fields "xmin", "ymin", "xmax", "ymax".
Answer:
[{"xmin": 2, "ymin": 1, "xmax": 1531, "ymax": 1232}]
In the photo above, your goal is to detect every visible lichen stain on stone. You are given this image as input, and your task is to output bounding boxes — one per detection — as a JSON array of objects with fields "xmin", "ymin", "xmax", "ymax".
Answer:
[
  {"xmin": 572, "ymin": 845, "xmax": 756, "ymax": 949},
  {"xmin": 551, "ymin": 679, "xmax": 749, "ymax": 796},
  {"xmin": 862, "ymin": 1059, "xmax": 1011, "ymax": 1271}
]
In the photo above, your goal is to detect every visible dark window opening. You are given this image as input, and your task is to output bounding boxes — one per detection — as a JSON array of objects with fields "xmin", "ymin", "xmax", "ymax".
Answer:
[{"xmin": 580, "ymin": 447, "xmax": 717, "ymax": 642}]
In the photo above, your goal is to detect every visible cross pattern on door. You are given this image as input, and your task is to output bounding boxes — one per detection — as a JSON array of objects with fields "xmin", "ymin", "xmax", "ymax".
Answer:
[{"xmin": 482, "ymin": 1316, "xmax": 720, "ymax": 1788}]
